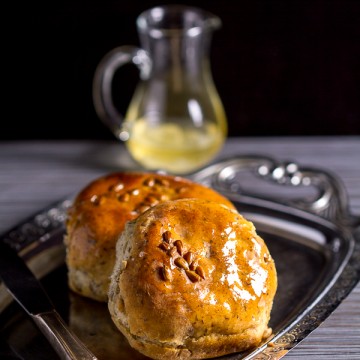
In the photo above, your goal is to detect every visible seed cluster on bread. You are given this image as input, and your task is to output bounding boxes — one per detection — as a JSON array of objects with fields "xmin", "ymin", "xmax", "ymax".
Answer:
[
  {"xmin": 108, "ymin": 198, "xmax": 277, "ymax": 360},
  {"xmin": 64, "ymin": 172, "xmax": 236, "ymax": 302}
]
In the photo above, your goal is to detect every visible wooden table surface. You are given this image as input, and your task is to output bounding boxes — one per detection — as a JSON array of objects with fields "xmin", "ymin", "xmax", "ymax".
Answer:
[{"xmin": 0, "ymin": 137, "xmax": 359, "ymax": 359}]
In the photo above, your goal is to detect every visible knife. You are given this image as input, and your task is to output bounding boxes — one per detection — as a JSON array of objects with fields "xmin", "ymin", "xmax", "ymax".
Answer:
[{"xmin": 0, "ymin": 240, "xmax": 98, "ymax": 360}]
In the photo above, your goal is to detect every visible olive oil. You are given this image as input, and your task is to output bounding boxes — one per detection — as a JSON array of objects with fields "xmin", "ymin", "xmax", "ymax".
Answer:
[{"xmin": 125, "ymin": 118, "xmax": 225, "ymax": 174}]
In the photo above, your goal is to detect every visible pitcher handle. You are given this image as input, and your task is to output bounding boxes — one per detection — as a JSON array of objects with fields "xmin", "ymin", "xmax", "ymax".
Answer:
[{"xmin": 92, "ymin": 46, "xmax": 151, "ymax": 140}]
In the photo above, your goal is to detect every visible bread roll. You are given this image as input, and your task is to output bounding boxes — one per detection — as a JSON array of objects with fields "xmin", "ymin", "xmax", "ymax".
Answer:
[
  {"xmin": 108, "ymin": 198, "xmax": 277, "ymax": 359},
  {"xmin": 64, "ymin": 172, "xmax": 236, "ymax": 302}
]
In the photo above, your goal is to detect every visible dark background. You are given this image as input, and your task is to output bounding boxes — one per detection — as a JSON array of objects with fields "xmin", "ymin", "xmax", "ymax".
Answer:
[{"xmin": 6, "ymin": 0, "xmax": 360, "ymax": 140}]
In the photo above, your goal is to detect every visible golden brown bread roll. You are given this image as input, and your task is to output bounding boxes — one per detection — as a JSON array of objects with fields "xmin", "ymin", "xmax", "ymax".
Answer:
[
  {"xmin": 64, "ymin": 172, "xmax": 236, "ymax": 302},
  {"xmin": 108, "ymin": 198, "xmax": 277, "ymax": 360}
]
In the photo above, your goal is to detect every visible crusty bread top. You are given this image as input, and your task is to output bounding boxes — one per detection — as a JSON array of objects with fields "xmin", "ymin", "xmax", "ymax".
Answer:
[
  {"xmin": 65, "ymin": 172, "xmax": 236, "ymax": 301},
  {"xmin": 108, "ymin": 198, "xmax": 277, "ymax": 359}
]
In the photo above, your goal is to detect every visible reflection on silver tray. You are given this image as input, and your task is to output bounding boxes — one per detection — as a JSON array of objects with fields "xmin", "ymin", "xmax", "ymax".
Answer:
[{"xmin": 0, "ymin": 156, "xmax": 359, "ymax": 360}]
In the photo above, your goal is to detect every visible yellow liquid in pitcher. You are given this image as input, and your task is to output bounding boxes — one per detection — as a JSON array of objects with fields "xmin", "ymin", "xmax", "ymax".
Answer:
[{"xmin": 126, "ymin": 118, "xmax": 225, "ymax": 174}]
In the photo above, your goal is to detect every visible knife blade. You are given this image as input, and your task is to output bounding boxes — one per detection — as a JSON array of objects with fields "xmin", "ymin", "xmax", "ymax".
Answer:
[{"xmin": 0, "ymin": 240, "xmax": 98, "ymax": 360}]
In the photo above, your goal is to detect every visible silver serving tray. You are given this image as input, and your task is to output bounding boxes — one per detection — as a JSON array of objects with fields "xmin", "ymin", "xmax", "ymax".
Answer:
[{"xmin": 0, "ymin": 156, "xmax": 359, "ymax": 359}]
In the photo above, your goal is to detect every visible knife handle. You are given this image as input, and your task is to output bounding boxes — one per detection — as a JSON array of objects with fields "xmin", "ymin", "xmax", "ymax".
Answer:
[{"xmin": 32, "ymin": 310, "xmax": 98, "ymax": 360}]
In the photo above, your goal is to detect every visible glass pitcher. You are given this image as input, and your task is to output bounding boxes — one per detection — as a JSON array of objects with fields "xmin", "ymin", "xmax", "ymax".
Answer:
[{"xmin": 93, "ymin": 5, "xmax": 228, "ymax": 174}]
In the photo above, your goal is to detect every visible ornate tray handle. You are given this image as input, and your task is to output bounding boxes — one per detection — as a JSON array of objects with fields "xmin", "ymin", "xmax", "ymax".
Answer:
[{"xmin": 191, "ymin": 155, "xmax": 357, "ymax": 227}]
